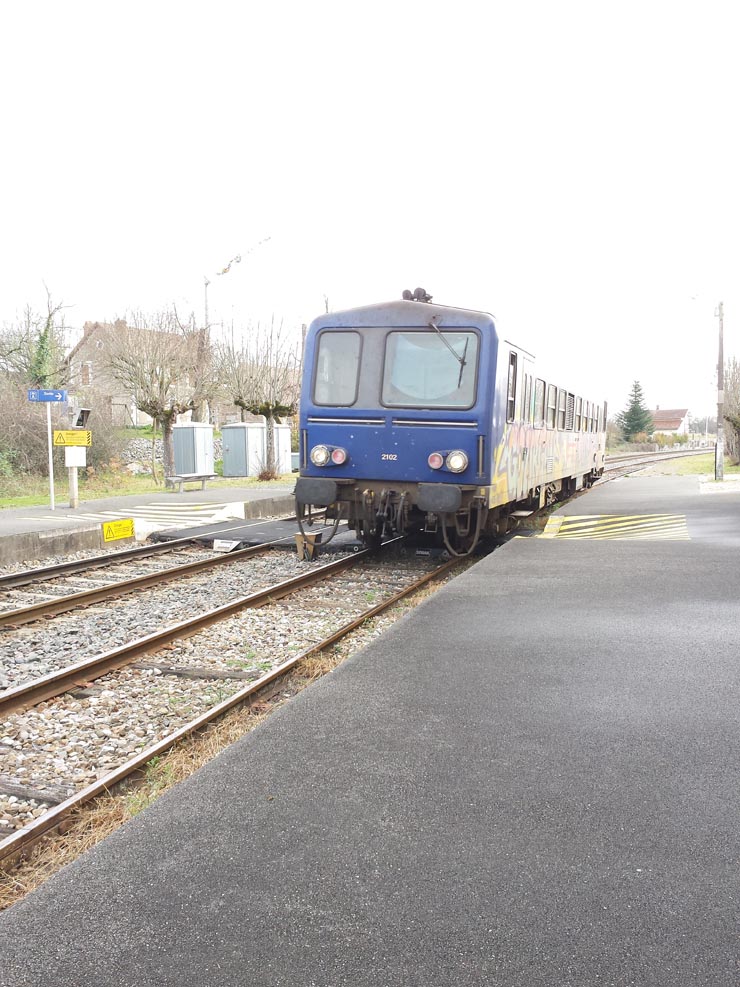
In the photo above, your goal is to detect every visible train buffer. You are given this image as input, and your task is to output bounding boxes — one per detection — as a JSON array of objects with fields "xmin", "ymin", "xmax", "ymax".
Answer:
[{"xmin": 165, "ymin": 473, "xmax": 218, "ymax": 493}]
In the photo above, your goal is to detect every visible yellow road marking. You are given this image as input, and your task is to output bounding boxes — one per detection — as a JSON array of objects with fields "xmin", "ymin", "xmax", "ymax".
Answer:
[{"xmin": 541, "ymin": 514, "xmax": 689, "ymax": 541}]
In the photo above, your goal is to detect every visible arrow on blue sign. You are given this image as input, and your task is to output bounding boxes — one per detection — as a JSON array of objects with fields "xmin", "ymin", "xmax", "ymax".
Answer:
[{"xmin": 27, "ymin": 389, "xmax": 68, "ymax": 402}]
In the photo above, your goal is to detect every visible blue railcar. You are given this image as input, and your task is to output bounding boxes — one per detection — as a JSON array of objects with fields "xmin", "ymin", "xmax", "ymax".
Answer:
[{"xmin": 295, "ymin": 293, "xmax": 606, "ymax": 555}]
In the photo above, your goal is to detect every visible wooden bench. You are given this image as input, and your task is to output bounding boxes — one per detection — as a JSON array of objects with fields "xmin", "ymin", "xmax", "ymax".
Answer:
[{"xmin": 165, "ymin": 473, "xmax": 218, "ymax": 493}]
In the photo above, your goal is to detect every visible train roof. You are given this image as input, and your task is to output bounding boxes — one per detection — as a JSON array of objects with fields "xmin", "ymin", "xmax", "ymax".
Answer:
[{"xmin": 308, "ymin": 298, "xmax": 498, "ymax": 333}]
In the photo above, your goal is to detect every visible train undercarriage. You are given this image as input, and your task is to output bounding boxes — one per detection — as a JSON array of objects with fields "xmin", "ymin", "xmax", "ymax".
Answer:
[{"xmin": 295, "ymin": 469, "xmax": 604, "ymax": 558}]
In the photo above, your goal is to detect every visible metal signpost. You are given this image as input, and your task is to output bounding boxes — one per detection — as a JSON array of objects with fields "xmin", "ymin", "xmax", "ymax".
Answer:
[
  {"xmin": 52, "ymin": 431, "xmax": 93, "ymax": 506},
  {"xmin": 27, "ymin": 389, "xmax": 68, "ymax": 510}
]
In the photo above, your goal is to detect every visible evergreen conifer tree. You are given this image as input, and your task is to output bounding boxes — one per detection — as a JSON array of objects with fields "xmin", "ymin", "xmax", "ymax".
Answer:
[{"xmin": 616, "ymin": 381, "xmax": 653, "ymax": 440}]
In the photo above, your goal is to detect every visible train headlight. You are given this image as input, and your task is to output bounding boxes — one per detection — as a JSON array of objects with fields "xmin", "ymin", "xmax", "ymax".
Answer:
[
  {"xmin": 427, "ymin": 452, "xmax": 444, "ymax": 470},
  {"xmin": 330, "ymin": 447, "xmax": 348, "ymax": 465},
  {"xmin": 446, "ymin": 450, "xmax": 469, "ymax": 473},
  {"xmin": 310, "ymin": 444, "xmax": 331, "ymax": 466}
]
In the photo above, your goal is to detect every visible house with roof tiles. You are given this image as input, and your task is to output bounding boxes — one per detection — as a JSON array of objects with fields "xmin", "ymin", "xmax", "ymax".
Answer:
[{"xmin": 651, "ymin": 407, "xmax": 690, "ymax": 436}]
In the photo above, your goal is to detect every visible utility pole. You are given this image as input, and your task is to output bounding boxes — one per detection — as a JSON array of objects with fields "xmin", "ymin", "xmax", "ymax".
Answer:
[{"xmin": 715, "ymin": 301, "xmax": 724, "ymax": 481}]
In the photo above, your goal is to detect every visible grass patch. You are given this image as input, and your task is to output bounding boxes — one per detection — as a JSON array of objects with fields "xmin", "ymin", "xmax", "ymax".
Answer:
[
  {"xmin": 0, "ymin": 471, "xmax": 296, "ymax": 508},
  {"xmin": 639, "ymin": 453, "xmax": 740, "ymax": 476}
]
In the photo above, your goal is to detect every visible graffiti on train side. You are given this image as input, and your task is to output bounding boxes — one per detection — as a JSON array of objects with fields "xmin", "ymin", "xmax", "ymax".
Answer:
[{"xmin": 490, "ymin": 423, "xmax": 605, "ymax": 508}]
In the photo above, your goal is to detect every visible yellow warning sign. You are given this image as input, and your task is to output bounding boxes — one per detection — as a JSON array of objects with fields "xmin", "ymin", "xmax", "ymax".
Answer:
[
  {"xmin": 54, "ymin": 430, "xmax": 92, "ymax": 447},
  {"xmin": 102, "ymin": 518, "xmax": 135, "ymax": 542}
]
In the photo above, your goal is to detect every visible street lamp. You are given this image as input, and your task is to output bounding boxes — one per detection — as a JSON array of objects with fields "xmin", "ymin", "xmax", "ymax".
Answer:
[{"xmin": 203, "ymin": 239, "xmax": 271, "ymax": 333}]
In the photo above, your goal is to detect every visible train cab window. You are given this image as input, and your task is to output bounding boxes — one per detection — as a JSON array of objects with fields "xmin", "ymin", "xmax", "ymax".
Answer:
[
  {"xmin": 557, "ymin": 389, "xmax": 566, "ymax": 430},
  {"xmin": 546, "ymin": 384, "xmax": 557, "ymax": 429},
  {"xmin": 506, "ymin": 352, "xmax": 517, "ymax": 422},
  {"xmin": 575, "ymin": 397, "xmax": 582, "ymax": 431},
  {"xmin": 534, "ymin": 378, "xmax": 545, "ymax": 428},
  {"xmin": 313, "ymin": 331, "xmax": 362, "ymax": 406},
  {"xmin": 381, "ymin": 329, "xmax": 478, "ymax": 408}
]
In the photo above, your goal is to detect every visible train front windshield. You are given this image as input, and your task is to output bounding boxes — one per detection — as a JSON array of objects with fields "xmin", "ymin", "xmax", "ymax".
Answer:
[
  {"xmin": 312, "ymin": 328, "xmax": 479, "ymax": 409},
  {"xmin": 382, "ymin": 330, "xmax": 478, "ymax": 408}
]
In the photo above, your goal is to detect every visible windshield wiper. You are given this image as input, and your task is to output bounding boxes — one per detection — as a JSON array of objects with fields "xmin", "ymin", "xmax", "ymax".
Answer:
[
  {"xmin": 429, "ymin": 319, "xmax": 467, "ymax": 387},
  {"xmin": 457, "ymin": 335, "xmax": 469, "ymax": 389}
]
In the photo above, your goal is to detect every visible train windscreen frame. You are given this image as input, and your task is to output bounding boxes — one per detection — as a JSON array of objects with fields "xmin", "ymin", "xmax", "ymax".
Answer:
[{"xmin": 381, "ymin": 329, "xmax": 479, "ymax": 409}]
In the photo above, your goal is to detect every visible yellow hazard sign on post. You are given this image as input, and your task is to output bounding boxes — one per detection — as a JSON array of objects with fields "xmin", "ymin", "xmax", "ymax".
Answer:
[
  {"xmin": 53, "ymin": 430, "xmax": 92, "ymax": 447},
  {"xmin": 102, "ymin": 518, "xmax": 135, "ymax": 542}
]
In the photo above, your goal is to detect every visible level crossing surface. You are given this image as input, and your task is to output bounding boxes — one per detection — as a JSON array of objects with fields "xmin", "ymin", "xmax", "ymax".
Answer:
[
  {"xmin": 0, "ymin": 483, "xmax": 295, "ymax": 564},
  {"xmin": 0, "ymin": 475, "xmax": 738, "ymax": 986}
]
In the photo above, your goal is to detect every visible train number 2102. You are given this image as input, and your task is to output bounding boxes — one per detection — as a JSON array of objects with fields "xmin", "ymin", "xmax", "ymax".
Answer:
[{"xmin": 381, "ymin": 453, "xmax": 398, "ymax": 461}]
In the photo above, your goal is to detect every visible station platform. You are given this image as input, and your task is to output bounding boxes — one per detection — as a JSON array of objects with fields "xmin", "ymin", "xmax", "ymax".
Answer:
[
  {"xmin": 1, "ymin": 474, "xmax": 738, "ymax": 986},
  {"xmin": 0, "ymin": 482, "xmax": 296, "ymax": 565}
]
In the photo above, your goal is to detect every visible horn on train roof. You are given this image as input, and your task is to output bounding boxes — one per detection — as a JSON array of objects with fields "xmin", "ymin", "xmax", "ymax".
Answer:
[{"xmin": 401, "ymin": 287, "xmax": 433, "ymax": 302}]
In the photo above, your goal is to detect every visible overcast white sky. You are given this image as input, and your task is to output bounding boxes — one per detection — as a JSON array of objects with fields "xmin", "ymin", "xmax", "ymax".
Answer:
[{"xmin": 2, "ymin": 0, "xmax": 738, "ymax": 419}]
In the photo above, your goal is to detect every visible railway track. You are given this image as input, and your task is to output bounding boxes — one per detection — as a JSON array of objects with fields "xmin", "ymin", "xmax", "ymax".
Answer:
[
  {"xmin": 0, "ymin": 539, "xmax": 295, "ymax": 629},
  {"xmin": 601, "ymin": 447, "xmax": 708, "ymax": 479},
  {"xmin": 0, "ymin": 510, "xmax": 330, "ymax": 591},
  {"xmin": 0, "ymin": 544, "xmax": 462, "ymax": 866}
]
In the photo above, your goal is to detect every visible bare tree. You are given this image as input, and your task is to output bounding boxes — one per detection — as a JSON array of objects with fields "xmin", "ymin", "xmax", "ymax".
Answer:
[
  {"xmin": 106, "ymin": 310, "xmax": 207, "ymax": 480},
  {"xmin": 0, "ymin": 288, "xmax": 69, "ymax": 386},
  {"xmin": 218, "ymin": 319, "xmax": 300, "ymax": 478},
  {"xmin": 724, "ymin": 357, "xmax": 740, "ymax": 463}
]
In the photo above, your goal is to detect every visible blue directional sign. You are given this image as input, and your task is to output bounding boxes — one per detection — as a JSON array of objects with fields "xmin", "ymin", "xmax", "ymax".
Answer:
[{"xmin": 27, "ymin": 388, "xmax": 68, "ymax": 403}]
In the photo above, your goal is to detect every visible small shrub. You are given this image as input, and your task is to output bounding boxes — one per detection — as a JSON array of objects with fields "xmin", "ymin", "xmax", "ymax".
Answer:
[{"xmin": 258, "ymin": 467, "xmax": 279, "ymax": 481}]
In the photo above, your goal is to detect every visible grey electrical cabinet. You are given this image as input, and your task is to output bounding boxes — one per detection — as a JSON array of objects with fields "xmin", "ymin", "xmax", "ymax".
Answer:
[
  {"xmin": 172, "ymin": 423, "xmax": 215, "ymax": 475},
  {"xmin": 273, "ymin": 424, "xmax": 292, "ymax": 474},
  {"xmin": 221, "ymin": 423, "xmax": 266, "ymax": 477}
]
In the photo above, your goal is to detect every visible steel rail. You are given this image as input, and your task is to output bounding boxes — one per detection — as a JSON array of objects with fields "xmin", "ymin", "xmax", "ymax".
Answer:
[
  {"xmin": 0, "ymin": 537, "xmax": 302, "ymax": 630},
  {"xmin": 0, "ymin": 512, "xmax": 326, "ymax": 591},
  {"xmin": 0, "ymin": 554, "xmax": 459, "ymax": 867},
  {"xmin": 605, "ymin": 449, "xmax": 708, "ymax": 466},
  {"xmin": 0, "ymin": 544, "xmax": 392, "ymax": 715}
]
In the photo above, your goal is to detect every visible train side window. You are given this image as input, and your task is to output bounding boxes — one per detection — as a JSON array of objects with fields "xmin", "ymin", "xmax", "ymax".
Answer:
[
  {"xmin": 575, "ymin": 397, "xmax": 582, "ymax": 431},
  {"xmin": 524, "ymin": 374, "xmax": 532, "ymax": 423},
  {"xmin": 534, "ymin": 378, "xmax": 545, "ymax": 428},
  {"xmin": 584, "ymin": 400, "xmax": 590, "ymax": 432},
  {"xmin": 546, "ymin": 384, "xmax": 557, "ymax": 429},
  {"xmin": 313, "ymin": 331, "xmax": 362, "ymax": 406},
  {"xmin": 565, "ymin": 393, "xmax": 575, "ymax": 430},
  {"xmin": 506, "ymin": 352, "xmax": 517, "ymax": 422},
  {"xmin": 557, "ymin": 389, "xmax": 566, "ymax": 430}
]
